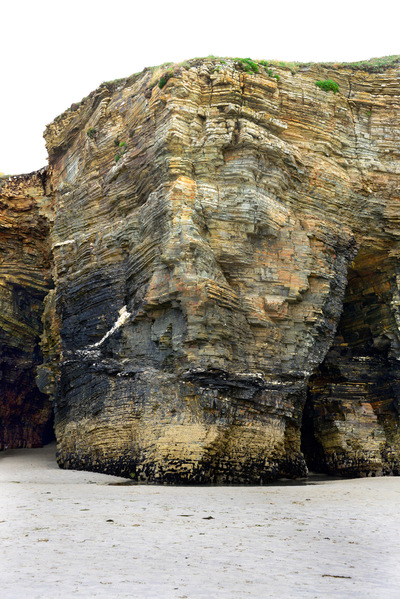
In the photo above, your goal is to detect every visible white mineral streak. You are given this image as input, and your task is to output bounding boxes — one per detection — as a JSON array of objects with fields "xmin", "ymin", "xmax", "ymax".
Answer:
[
  {"xmin": 53, "ymin": 239, "xmax": 75, "ymax": 248},
  {"xmin": 90, "ymin": 306, "xmax": 131, "ymax": 348}
]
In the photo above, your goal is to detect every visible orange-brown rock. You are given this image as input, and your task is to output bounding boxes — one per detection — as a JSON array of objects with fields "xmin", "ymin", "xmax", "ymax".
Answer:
[
  {"xmin": 0, "ymin": 170, "xmax": 53, "ymax": 449},
  {"xmin": 6, "ymin": 56, "xmax": 400, "ymax": 482}
]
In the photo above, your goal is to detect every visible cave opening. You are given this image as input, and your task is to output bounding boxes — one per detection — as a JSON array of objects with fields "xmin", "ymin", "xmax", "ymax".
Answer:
[
  {"xmin": 42, "ymin": 407, "xmax": 56, "ymax": 446},
  {"xmin": 301, "ymin": 246, "xmax": 400, "ymax": 476}
]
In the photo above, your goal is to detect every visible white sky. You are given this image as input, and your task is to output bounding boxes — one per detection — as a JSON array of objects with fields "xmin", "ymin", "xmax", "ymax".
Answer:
[{"xmin": 1, "ymin": 0, "xmax": 399, "ymax": 175}]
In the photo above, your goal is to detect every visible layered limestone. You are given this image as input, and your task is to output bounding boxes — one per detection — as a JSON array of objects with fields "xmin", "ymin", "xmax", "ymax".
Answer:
[
  {"xmin": 302, "ymin": 248, "xmax": 400, "ymax": 476},
  {"xmin": 0, "ymin": 171, "xmax": 53, "ymax": 449},
  {"xmin": 6, "ymin": 56, "xmax": 400, "ymax": 482},
  {"xmin": 39, "ymin": 58, "xmax": 400, "ymax": 481}
]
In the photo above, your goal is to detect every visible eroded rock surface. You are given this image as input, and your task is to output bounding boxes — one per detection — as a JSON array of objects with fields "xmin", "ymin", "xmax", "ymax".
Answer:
[
  {"xmin": 0, "ymin": 171, "xmax": 53, "ymax": 449},
  {"xmin": 16, "ymin": 58, "xmax": 400, "ymax": 481}
]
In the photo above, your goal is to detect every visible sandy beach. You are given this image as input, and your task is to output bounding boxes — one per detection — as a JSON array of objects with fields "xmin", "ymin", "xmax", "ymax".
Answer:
[{"xmin": 1, "ymin": 445, "xmax": 399, "ymax": 599}]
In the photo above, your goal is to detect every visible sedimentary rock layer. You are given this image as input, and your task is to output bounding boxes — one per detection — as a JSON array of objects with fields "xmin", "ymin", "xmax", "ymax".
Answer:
[
  {"xmin": 302, "ymin": 248, "xmax": 400, "ymax": 476},
  {"xmin": 0, "ymin": 171, "xmax": 53, "ymax": 449},
  {"xmin": 39, "ymin": 57, "xmax": 400, "ymax": 481}
]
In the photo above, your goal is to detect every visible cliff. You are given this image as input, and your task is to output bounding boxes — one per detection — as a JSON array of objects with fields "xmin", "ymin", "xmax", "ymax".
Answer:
[
  {"xmin": 3, "ymin": 56, "xmax": 400, "ymax": 482},
  {"xmin": 0, "ymin": 170, "xmax": 54, "ymax": 448}
]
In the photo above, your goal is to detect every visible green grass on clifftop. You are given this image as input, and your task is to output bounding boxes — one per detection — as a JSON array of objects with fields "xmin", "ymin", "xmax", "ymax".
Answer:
[
  {"xmin": 301, "ymin": 55, "xmax": 400, "ymax": 72},
  {"xmin": 50, "ymin": 54, "xmax": 400, "ymax": 125}
]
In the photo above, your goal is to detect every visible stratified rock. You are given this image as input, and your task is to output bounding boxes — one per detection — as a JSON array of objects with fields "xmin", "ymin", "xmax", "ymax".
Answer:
[
  {"xmin": 303, "ymin": 248, "xmax": 400, "ymax": 476},
  {"xmin": 0, "ymin": 171, "xmax": 53, "ymax": 449},
  {"xmin": 41, "ymin": 58, "xmax": 400, "ymax": 481}
]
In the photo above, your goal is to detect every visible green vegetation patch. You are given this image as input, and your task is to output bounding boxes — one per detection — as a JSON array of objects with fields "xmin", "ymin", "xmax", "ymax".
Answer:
[
  {"xmin": 258, "ymin": 62, "xmax": 281, "ymax": 80},
  {"xmin": 159, "ymin": 68, "xmax": 174, "ymax": 89},
  {"xmin": 236, "ymin": 58, "xmax": 259, "ymax": 73},
  {"xmin": 114, "ymin": 140, "xmax": 127, "ymax": 163},
  {"xmin": 235, "ymin": 58, "xmax": 281, "ymax": 80},
  {"xmin": 86, "ymin": 127, "xmax": 96, "ymax": 139},
  {"xmin": 315, "ymin": 79, "xmax": 340, "ymax": 93}
]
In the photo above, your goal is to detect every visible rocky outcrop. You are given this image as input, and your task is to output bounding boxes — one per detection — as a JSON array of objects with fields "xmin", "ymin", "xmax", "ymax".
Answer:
[
  {"xmin": 35, "ymin": 57, "xmax": 399, "ymax": 482},
  {"xmin": 3, "ymin": 57, "xmax": 400, "ymax": 482},
  {"xmin": 0, "ymin": 171, "xmax": 53, "ymax": 449}
]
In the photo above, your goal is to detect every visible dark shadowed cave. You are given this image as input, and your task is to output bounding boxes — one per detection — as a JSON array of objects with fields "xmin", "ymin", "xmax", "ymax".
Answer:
[{"xmin": 301, "ymin": 247, "xmax": 400, "ymax": 476}]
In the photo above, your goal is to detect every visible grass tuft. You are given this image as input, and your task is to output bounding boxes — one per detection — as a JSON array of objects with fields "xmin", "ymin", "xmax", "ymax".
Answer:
[
  {"xmin": 159, "ymin": 69, "xmax": 174, "ymax": 89},
  {"xmin": 315, "ymin": 79, "xmax": 340, "ymax": 93}
]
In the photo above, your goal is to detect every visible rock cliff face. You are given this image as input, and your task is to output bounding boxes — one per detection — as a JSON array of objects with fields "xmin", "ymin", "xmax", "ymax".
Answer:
[
  {"xmin": 4, "ymin": 57, "xmax": 400, "ymax": 481},
  {"xmin": 0, "ymin": 171, "xmax": 53, "ymax": 449}
]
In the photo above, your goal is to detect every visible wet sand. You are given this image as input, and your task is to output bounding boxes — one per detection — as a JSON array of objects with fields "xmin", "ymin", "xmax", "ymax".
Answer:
[{"xmin": 1, "ymin": 444, "xmax": 399, "ymax": 598}]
